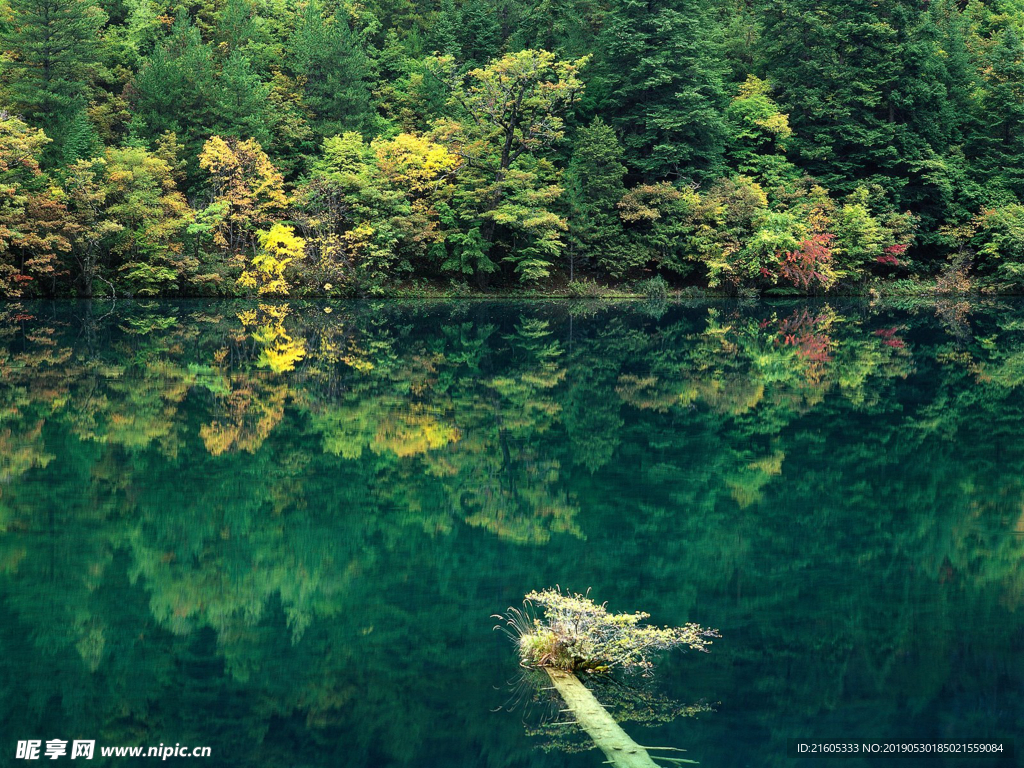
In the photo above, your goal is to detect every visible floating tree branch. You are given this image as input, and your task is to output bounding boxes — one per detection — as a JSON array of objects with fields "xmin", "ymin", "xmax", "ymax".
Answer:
[
  {"xmin": 496, "ymin": 588, "xmax": 719, "ymax": 768},
  {"xmin": 496, "ymin": 587, "xmax": 720, "ymax": 674}
]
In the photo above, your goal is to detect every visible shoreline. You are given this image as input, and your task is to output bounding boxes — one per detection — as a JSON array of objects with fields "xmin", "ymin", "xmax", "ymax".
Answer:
[{"xmin": 5, "ymin": 282, "xmax": 1022, "ymax": 301}]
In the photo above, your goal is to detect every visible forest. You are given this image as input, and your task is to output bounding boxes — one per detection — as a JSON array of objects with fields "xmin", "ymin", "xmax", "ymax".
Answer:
[{"xmin": 3, "ymin": 0, "xmax": 1024, "ymax": 297}]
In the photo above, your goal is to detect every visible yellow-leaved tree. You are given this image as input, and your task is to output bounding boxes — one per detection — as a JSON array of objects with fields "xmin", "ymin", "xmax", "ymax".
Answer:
[
  {"xmin": 238, "ymin": 223, "xmax": 305, "ymax": 296},
  {"xmin": 373, "ymin": 132, "xmax": 460, "ymax": 265},
  {"xmin": 197, "ymin": 136, "xmax": 288, "ymax": 255}
]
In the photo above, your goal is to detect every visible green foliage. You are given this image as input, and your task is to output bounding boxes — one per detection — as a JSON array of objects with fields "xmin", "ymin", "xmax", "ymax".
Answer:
[
  {"xmin": 564, "ymin": 118, "xmax": 628, "ymax": 279},
  {"xmin": 831, "ymin": 185, "xmax": 918, "ymax": 282},
  {"xmin": 3, "ymin": 0, "xmax": 1024, "ymax": 296},
  {"xmin": 288, "ymin": 0, "xmax": 375, "ymax": 139},
  {"xmin": 758, "ymin": 0, "xmax": 925, "ymax": 197},
  {"xmin": 970, "ymin": 25, "xmax": 1024, "ymax": 201},
  {"xmin": 102, "ymin": 146, "xmax": 190, "ymax": 261},
  {"xmin": 971, "ymin": 204, "xmax": 1024, "ymax": 287},
  {"xmin": 0, "ymin": 113, "xmax": 71, "ymax": 295},
  {"xmin": 632, "ymin": 275, "xmax": 670, "ymax": 299},
  {"xmin": 217, "ymin": 50, "xmax": 274, "ymax": 147},
  {"xmin": 435, "ymin": 48, "xmax": 587, "ymax": 284},
  {"xmin": 293, "ymin": 132, "xmax": 408, "ymax": 294},
  {"xmin": 129, "ymin": 12, "xmax": 222, "ymax": 181},
  {"xmin": 117, "ymin": 259, "xmax": 179, "ymax": 295},
  {"xmin": 591, "ymin": 0, "xmax": 727, "ymax": 182},
  {"xmin": 724, "ymin": 76, "xmax": 799, "ymax": 192},
  {"xmin": 1, "ymin": 0, "xmax": 104, "ymax": 164},
  {"xmin": 617, "ymin": 182, "xmax": 697, "ymax": 277}
]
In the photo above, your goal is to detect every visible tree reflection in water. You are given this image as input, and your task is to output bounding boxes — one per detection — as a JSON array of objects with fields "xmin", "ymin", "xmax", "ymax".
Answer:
[{"xmin": 0, "ymin": 298, "xmax": 1021, "ymax": 766}]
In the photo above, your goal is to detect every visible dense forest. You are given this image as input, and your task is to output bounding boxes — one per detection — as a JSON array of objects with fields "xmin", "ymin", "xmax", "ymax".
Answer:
[{"xmin": 3, "ymin": 0, "xmax": 1024, "ymax": 297}]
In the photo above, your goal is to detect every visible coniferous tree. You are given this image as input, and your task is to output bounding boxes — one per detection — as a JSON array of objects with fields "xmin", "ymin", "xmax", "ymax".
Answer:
[
  {"xmin": 5, "ymin": 0, "xmax": 1024, "ymax": 296},
  {"xmin": 591, "ymin": 0, "xmax": 728, "ymax": 183},
  {"xmin": 431, "ymin": 0, "xmax": 461, "ymax": 58},
  {"xmin": 564, "ymin": 118, "xmax": 628, "ymax": 279},
  {"xmin": 217, "ymin": 50, "xmax": 273, "ymax": 149},
  {"xmin": 757, "ymin": 0, "xmax": 957, "ymax": 205},
  {"xmin": 1, "ymin": 0, "xmax": 104, "ymax": 164},
  {"xmin": 897, "ymin": 0, "xmax": 979, "ymax": 232},
  {"xmin": 216, "ymin": 0, "xmax": 259, "ymax": 54},
  {"xmin": 456, "ymin": 0, "xmax": 501, "ymax": 67},
  {"xmin": 972, "ymin": 26, "xmax": 1024, "ymax": 201},
  {"xmin": 130, "ymin": 11, "xmax": 220, "ymax": 178},
  {"xmin": 289, "ymin": 0, "xmax": 375, "ymax": 139},
  {"xmin": 514, "ymin": 0, "xmax": 606, "ymax": 58},
  {"xmin": 758, "ymin": 0, "xmax": 897, "ymax": 192}
]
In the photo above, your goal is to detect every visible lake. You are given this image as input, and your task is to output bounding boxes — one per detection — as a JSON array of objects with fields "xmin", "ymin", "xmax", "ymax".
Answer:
[{"xmin": 0, "ymin": 298, "xmax": 1021, "ymax": 766}]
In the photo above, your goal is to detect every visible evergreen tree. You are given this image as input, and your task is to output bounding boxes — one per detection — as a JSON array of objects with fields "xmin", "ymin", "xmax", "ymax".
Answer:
[
  {"xmin": 971, "ymin": 26, "xmax": 1024, "ymax": 201},
  {"xmin": 564, "ymin": 118, "xmax": 628, "ymax": 279},
  {"xmin": 131, "ymin": 11, "xmax": 276, "ymax": 187},
  {"xmin": 216, "ymin": 0, "xmax": 259, "ymax": 54},
  {"xmin": 130, "ymin": 11, "xmax": 220, "ymax": 179},
  {"xmin": 591, "ymin": 0, "xmax": 728, "ymax": 183},
  {"xmin": 898, "ymin": 0, "xmax": 979, "ymax": 231},
  {"xmin": 289, "ymin": 0, "xmax": 375, "ymax": 138},
  {"xmin": 217, "ymin": 50, "xmax": 273, "ymax": 149},
  {"xmin": 1, "ymin": 0, "xmax": 104, "ymax": 164},
  {"xmin": 456, "ymin": 0, "xmax": 501, "ymax": 67},
  {"xmin": 757, "ymin": 0, "xmax": 957, "ymax": 205},
  {"xmin": 514, "ymin": 0, "xmax": 606, "ymax": 58},
  {"xmin": 6, "ymin": 0, "xmax": 1024, "ymax": 295},
  {"xmin": 431, "ymin": 0, "xmax": 461, "ymax": 58}
]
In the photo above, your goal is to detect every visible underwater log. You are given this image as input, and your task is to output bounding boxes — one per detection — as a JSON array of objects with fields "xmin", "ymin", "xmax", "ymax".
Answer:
[{"xmin": 545, "ymin": 668, "xmax": 662, "ymax": 768}]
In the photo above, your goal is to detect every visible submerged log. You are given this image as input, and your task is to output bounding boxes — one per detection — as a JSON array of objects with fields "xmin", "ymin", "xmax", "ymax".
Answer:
[{"xmin": 545, "ymin": 668, "xmax": 663, "ymax": 768}]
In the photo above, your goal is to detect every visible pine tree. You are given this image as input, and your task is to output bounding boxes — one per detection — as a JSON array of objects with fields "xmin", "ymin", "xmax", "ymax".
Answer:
[
  {"xmin": 757, "ymin": 0, "xmax": 955, "ymax": 203},
  {"xmin": 216, "ymin": 0, "xmax": 259, "ymax": 54},
  {"xmin": 564, "ymin": 118, "xmax": 628, "ymax": 278},
  {"xmin": 130, "ymin": 11, "xmax": 220, "ymax": 177},
  {"xmin": 217, "ymin": 50, "xmax": 273, "ymax": 149},
  {"xmin": 289, "ymin": 0, "xmax": 375, "ymax": 138},
  {"xmin": 514, "ymin": 0, "xmax": 606, "ymax": 58},
  {"xmin": 591, "ymin": 0, "xmax": 728, "ymax": 183},
  {"xmin": 1, "ymin": 0, "xmax": 104, "ymax": 164}
]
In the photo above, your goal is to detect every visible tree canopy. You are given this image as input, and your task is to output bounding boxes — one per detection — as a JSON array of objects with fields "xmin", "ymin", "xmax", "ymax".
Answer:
[{"xmin": 4, "ymin": 0, "xmax": 1024, "ymax": 295}]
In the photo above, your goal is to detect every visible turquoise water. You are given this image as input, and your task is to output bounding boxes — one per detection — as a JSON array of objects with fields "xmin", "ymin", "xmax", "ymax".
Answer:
[{"xmin": 0, "ymin": 299, "xmax": 1021, "ymax": 766}]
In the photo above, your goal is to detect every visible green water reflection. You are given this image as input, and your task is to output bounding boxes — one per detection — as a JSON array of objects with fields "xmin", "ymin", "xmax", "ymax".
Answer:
[{"xmin": 0, "ymin": 299, "xmax": 1021, "ymax": 766}]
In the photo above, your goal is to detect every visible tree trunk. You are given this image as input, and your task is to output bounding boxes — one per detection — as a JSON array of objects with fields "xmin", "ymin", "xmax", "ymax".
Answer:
[{"xmin": 545, "ymin": 669, "xmax": 662, "ymax": 768}]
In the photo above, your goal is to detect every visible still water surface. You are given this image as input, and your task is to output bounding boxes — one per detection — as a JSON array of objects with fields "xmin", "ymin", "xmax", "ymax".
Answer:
[{"xmin": 0, "ymin": 299, "xmax": 1022, "ymax": 766}]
